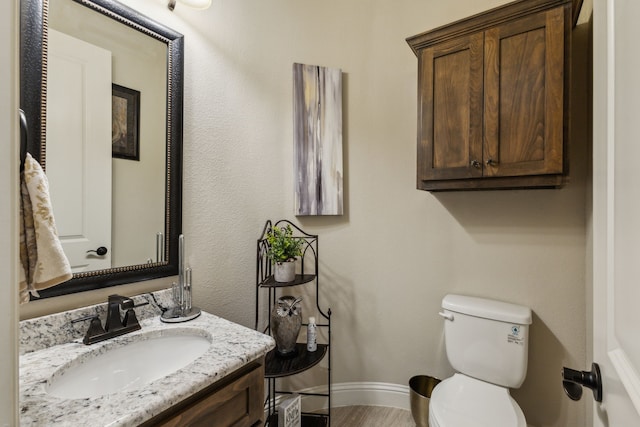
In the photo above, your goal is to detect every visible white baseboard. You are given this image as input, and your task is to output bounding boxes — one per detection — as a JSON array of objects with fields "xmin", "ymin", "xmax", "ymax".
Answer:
[{"xmin": 291, "ymin": 382, "xmax": 411, "ymax": 412}]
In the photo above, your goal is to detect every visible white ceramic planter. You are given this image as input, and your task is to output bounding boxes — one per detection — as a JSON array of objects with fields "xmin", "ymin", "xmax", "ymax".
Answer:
[{"xmin": 274, "ymin": 261, "xmax": 295, "ymax": 282}]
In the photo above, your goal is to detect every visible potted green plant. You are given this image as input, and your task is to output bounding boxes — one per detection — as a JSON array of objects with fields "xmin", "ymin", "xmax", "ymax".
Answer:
[{"xmin": 266, "ymin": 224, "xmax": 304, "ymax": 282}]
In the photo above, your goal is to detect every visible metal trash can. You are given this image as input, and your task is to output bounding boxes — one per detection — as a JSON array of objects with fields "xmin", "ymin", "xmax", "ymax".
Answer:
[{"xmin": 409, "ymin": 375, "xmax": 441, "ymax": 427}]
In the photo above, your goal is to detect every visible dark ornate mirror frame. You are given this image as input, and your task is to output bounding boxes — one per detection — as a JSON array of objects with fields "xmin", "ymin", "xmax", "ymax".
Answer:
[{"xmin": 20, "ymin": 0, "xmax": 184, "ymax": 298}]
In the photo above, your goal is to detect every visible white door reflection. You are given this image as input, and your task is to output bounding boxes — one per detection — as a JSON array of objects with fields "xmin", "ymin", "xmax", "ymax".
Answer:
[{"xmin": 46, "ymin": 29, "xmax": 112, "ymax": 273}]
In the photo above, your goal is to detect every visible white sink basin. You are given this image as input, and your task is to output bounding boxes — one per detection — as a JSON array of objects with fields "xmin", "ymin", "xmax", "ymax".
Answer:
[{"xmin": 46, "ymin": 330, "xmax": 211, "ymax": 399}]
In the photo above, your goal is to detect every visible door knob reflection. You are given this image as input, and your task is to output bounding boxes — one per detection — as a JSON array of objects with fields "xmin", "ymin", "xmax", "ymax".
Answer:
[{"xmin": 86, "ymin": 246, "xmax": 108, "ymax": 256}]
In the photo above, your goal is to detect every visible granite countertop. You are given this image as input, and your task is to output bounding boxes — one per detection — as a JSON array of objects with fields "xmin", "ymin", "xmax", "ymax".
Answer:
[{"xmin": 19, "ymin": 290, "xmax": 275, "ymax": 427}]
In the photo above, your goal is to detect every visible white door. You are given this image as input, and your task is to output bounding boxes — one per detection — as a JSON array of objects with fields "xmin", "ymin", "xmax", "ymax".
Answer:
[
  {"xmin": 592, "ymin": 0, "xmax": 640, "ymax": 425},
  {"xmin": 46, "ymin": 29, "xmax": 112, "ymax": 272}
]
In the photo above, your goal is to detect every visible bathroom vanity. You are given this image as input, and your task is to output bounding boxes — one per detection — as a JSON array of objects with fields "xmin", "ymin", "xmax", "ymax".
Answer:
[{"xmin": 19, "ymin": 289, "xmax": 275, "ymax": 426}]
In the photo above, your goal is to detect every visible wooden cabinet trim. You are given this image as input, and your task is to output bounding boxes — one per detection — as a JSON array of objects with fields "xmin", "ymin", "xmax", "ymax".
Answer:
[
  {"xmin": 572, "ymin": 0, "xmax": 584, "ymax": 26},
  {"xmin": 407, "ymin": 0, "xmax": 571, "ymax": 55},
  {"xmin": 419, "ymin": 174, "xmax": 564, "ymax": 191}
]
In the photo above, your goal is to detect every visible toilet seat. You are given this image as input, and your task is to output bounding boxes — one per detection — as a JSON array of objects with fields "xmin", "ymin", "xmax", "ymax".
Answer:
[{"xmin": 429, "ymin": 374, "xmax": 527, "ymax": 427}]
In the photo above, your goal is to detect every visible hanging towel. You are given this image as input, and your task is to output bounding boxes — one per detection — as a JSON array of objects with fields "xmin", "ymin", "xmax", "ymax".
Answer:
[{"xmin": 19, "ymin": 153, "xmax": 72, "ymax": 303}]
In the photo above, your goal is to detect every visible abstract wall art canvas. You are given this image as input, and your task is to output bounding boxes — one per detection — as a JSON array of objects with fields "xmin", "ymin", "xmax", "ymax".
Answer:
[{"xmin": 293, "ymin": 63, "xmax": 344, "ymax": 216}]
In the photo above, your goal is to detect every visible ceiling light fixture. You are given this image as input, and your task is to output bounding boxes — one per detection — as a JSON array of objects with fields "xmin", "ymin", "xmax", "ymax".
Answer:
[{"xmin": 168, "ymin": 0, "xmax": 212, "ymax": 11}]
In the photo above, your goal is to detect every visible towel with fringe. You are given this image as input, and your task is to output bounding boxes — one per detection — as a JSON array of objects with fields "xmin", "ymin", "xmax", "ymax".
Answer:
[{"xmin": 19, "ymin": 153, "xmax": 72, "ymax": 303}]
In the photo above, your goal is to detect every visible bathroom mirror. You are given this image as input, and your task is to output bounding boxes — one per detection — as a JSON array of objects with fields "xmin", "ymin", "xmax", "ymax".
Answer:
[{"xmin": 20, "ymin": 0, "xmax": 184, "ymax": 297}]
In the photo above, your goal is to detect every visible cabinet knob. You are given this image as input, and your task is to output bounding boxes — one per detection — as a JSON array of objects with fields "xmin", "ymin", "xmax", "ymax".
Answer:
[
  {"xmin": 470, "ymin": 160, "xmax": 481, "ymax": 169},
  {"xmin": 486, "ymin": 158, "xmax": 498, "ymax": 166}
]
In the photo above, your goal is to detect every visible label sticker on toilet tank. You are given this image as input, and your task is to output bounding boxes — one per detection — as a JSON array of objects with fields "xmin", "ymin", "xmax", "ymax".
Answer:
[{"xmin": 507, "ymin": 325, "xmax": 525, "ymax": 345}]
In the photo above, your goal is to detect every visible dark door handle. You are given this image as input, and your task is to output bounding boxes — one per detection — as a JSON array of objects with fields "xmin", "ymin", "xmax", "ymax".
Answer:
[
  {"xmin": 86, "ymin": 246, "xmax": 108, "ymax": 256},
  {"xmin": 562, "ymin": 363, "xmax": 603, "ymax": 402}
]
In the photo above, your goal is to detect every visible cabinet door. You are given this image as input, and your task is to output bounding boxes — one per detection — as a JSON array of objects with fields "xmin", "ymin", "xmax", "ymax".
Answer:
[
  {"xmin": 149, "ymin": 362, "xmax": 264, "ymax": 427},
  {"xmin": 483, "ymin": 6, "xmax": 565, "ymax": 177},
  {"xmin": 417, "ymin": 32, "xmax": 484, "ymax": 182}
]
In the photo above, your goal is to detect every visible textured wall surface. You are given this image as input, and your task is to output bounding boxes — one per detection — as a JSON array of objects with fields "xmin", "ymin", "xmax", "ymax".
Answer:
[
  {"xmin": 1, "ymin": 0, "xmax": 19, "ymax": 422},
  {"xmin": 18, "ymin": 1, "xmax": 590, "ymax": 425}
]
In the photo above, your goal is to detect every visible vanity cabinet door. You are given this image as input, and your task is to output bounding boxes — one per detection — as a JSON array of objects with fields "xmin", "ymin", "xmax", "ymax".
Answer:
[
  {"xmin": 483, "ymin": 6, "xmax": 565, "ymax": 178},
  {"xmin": 418, "ymin": 32, "xmax": 484, "ymax": 182},
  {"xmin": 146, "ymin": 360, "xmax": 264, "ymax": 427}
]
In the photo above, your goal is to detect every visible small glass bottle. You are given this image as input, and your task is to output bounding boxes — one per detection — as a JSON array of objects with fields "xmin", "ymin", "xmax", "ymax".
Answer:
[{"xmin": 307, "ymin": 316, "xmax": 317, "ymax": 352}]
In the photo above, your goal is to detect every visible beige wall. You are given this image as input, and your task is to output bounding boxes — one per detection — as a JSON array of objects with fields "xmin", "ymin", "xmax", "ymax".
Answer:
[
  {"xmin": 18, "ymin": 0, "xmax": 590, "ymax": 425},
  {"xmin": 1, "ymin": 0, "xmax": 19, "ymax": 423}
]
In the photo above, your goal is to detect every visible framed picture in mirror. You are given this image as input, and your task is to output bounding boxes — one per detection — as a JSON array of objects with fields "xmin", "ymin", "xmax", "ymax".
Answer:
[{"xmin": 112, "ymin": 83, "xmax": 140, "ymax": 161}]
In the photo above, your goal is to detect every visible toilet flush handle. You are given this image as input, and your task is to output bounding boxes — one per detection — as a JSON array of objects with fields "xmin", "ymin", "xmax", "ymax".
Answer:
[{"xmin": 438, "ymin": 311, "xmax": 454, "ymax": 321}]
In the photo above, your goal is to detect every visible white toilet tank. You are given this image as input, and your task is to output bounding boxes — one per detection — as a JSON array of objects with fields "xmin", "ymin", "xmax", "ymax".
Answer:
[{"xmin": 441, "ymin": 294, "xmax": 532, "ymax": 388}]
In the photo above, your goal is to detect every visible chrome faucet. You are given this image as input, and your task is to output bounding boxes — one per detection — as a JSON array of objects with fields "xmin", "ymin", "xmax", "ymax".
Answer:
[{"xmin": 74, "ymin": 294, "xmax": 142, "ymax": 345}]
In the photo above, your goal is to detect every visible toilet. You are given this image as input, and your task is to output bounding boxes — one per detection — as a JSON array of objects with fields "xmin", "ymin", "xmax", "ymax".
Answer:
[{"xmin": 429, "ymin": 294, "xmax": 532, "ymax": 427}]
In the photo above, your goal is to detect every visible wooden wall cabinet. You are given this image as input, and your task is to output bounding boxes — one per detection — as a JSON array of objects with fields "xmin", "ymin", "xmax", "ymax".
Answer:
[
  {"xmin": 407, "ymin": 0, "xmax": 572, "ymax": 191},
  {"xmin": 141, "ymin": 359, "xmax": 265, "ymax": 427}
]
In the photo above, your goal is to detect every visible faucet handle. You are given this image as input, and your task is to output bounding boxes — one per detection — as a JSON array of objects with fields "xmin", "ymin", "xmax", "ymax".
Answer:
[
  {"xmin": 72, "ymin": 314, "xmax": 99, "ymax": 324},
  {"xmin": 123, "ymin": 308, "xmax": 141, "ymax": 329},
  {"xmin": 82, "ymin": 316, "xmax": 106, "ymax": 345}
]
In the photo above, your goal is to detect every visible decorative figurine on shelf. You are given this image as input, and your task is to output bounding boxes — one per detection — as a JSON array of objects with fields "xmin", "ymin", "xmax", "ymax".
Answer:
[
  {"xmin": 266, "ymin": 224, "xmax": 304, "ymax": 282},
  {"xmin": 271, "ymin": 295, "xmax": 303, "ymax": 356}
]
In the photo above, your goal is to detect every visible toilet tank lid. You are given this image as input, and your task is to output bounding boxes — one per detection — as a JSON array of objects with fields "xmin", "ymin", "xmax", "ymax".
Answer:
[{"xmin": 442, "ymin": 294, "xmax": 532, "ymax": 325}]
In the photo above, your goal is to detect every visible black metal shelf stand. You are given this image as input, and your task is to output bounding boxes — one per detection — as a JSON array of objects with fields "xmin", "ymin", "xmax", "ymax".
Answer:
[{"xmin": 255, "ymin": 220, "xmax": 332, "ymax": 427}]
